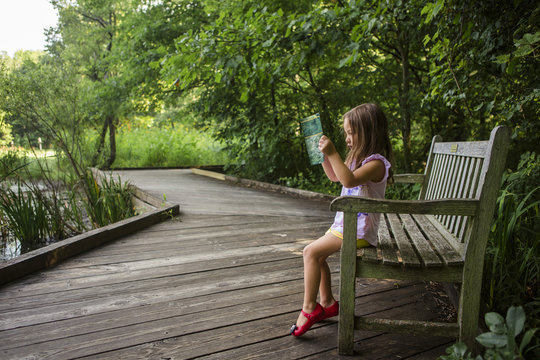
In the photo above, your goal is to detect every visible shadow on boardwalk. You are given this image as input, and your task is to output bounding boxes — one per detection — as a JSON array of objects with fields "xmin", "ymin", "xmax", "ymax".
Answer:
[{"xmin": 0, "ymin": 169, "xmax": 454, "ymax": 359}]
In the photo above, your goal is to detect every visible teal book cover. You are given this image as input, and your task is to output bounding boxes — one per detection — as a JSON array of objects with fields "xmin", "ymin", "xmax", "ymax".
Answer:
[{"xmin": 300, "ymin": 113, "xmax": 324, "ymax": 165}]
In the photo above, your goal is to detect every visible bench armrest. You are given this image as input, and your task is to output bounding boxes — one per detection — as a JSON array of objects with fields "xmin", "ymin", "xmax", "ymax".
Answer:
[
  {"xmin": 393, "ymin": 174, "xmax": 425, "ymax": 184},
  {"xmin": 330, "ymin": 196, "xmax": 478, "ymax": 216}
]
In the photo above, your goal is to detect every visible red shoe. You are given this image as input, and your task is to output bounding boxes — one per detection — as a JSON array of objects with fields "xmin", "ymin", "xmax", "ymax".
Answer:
[
  {"xmin": 290, "ymin": 303, "xmax": 325, "ymax": 337},
  {"xmin": 320, "ymin": 301, "xmax": 339, "ymax": 321}
]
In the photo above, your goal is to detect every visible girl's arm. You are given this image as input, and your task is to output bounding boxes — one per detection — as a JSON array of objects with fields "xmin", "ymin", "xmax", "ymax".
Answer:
[
  {"xmin": 319, "ymin": 135, "xmax": 385, "ymax": 188},
  {"xmin": 321, "ymin": 156, "xmax": 339, "ymax": 182}
]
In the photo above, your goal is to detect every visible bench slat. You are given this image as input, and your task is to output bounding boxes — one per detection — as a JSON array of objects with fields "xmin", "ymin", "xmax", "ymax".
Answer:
[
  {"xmin": 431, "ymin": 154, "xmax": 448, "ymax": 201},
  {"xmin": 456, "ymin": 157, "xmax": 475, "ymax": 236},
  {"xmin": 377, "ymin": 216, "xmax": 400, "ymax": 265},
  {"xmin": 387, "ymin": 214, "xmax": 421, "ymax": 267},
  {"xmin": 457, "ymin": 157, "xmax": 483, "ymax": 242},
  {"xmin": 427, "ymin": 153, "xmax": 443, "ymax": 200},
  {"xmin": 448, "ymin": 156, "xmax": 468, "ymax": 233},
  {"xmin": 413, "ymin": 214, "xmax": 463, "ymax": 265},
  {"xmin": 441, "ymin": 154, "xmax": 459, "ymax": 228},
  {"xmin": 399, "ymin": 214, "xmax": 442, "ymax": 267},
  {"xmin": 433, "ymin": 141, "xmax": 489, "ymax": 157},
  {"xmin": 358, "ymin": 246, "xmax": 379, "ymax": 263}
]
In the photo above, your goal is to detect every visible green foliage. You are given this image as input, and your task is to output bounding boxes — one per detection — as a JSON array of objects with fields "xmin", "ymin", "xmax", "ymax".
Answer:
[
  {"xmin": 0, "ymin": 183, "xmax": 49, "ymax": 252},
  {"xmin": 0, "ymin": 113, "xmax": 13, "ymax": 146},
  {"xmin": 439, "ymin": 306, "xmax": 538, "ymax": 360},
  {"xmin": 421, "ymin": 0, "xmax": 540, "ymax": 162},
  {"xmin": 113, "ymin": 123, "xmax": 228, "ymax": 168},
  {"xmin": 386, "ymin": 182, "xmax": 422, "ymax": 201},
  {"xmin": 0, "ymin": 147, "xmax": 28, "ymax": 181},
  {"xmin": 278, "ymin": 168, "xmax": 341, "ymax": 196},
  {"xmin": 0, "ymin": 151, "xmax": 136, "ymax": 260},
  {"xmin": 80, "ymin": 170, "xmax": 136, "ymax": 228},
  {"xmin": 0, "ymin": 54, "xmax": 87, "ymax": 177},
  {"xmin": 482, "ymin": 152, "xmax": 540, "ymax": 352}
]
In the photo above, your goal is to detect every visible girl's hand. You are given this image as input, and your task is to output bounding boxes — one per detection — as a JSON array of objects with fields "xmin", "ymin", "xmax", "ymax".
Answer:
[{"xmin": 318, "ymin": 135, "xmax": 337, "ymax": 156}]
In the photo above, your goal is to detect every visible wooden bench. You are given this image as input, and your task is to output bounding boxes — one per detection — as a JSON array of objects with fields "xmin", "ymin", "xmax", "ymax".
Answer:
[{"xmin": 331, "ymin": 126, "xmax": 510, "ymax": 355}]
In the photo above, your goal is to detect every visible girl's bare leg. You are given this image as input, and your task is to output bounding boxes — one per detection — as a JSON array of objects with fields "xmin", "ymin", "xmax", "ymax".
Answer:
[
  {"xmin": 318, "ymin": 259, "xmax": 336, "ymax": 308},
  {"xmin": 295, "ymin": 232, "xmax": 342, "ymax": 327}
]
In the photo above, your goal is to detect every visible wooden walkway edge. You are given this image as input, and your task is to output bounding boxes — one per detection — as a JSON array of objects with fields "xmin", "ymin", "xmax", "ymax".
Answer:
[
  {"xmin": 0, "ymin": 174, "xmax": 179, "ymax": 287},
  {"xmin": 0, "ymin": 169, "xmax": 455, "ymax": 359}
]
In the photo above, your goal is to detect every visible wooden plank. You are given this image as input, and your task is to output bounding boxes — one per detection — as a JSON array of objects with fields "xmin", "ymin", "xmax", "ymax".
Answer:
[
  {"xmin": 452, "ymin": 157, "xmax": 473, "ymax": 238},
  {"xmin": 305, "ymin": 335, "xmax": 452, "ymax": 360},
  {"xmin": 190, "ymin": 167, "xmax": 226, "ymax": 180},
  {"xmin": 448, "ymin": 155, "xmax": 468, "ymax": 233},
  {"xmin": 432, "ymin": 153, "xmax": 450, "ymax": 202},
  {"xmin": 193, "ymin": 296, "xmax": 450, "ymax": 360},
  {"xmin": 356, "ymin": 262, "xmax": 463, "ymax": 283},
  {"xmin": 426, "ymin": 215, "xmax": 465, "ymax": 256},
  {"xmin": 377, "ymin": 215, "xmax": 400, "ymax": 265},
  {"xmin": 454, "ymin": 157, "xmax": 476, "ymax": 241},
  {"xmin": 425, "ymin": 153, "xmax": 443, "ymax": 200},
  {"xmin": 358, "ymin": 245, "xmax": 380, "ymax": 263},
  {"xmin": 330, "ymin": 197, "xmax": 478, "ymax": 216},
  {"xmin": 354, "ymin": 317, "xmax": 459, "ymax": 337},
  {"xmin": 0, "ymin": 258, "xmax": 311, "ymax": 328},
  {"xmin": 400, "ymin": 214, "xmax": 442, "ymax": 267},
  {"xmin": 468, "ymin": 157, "xmax": 484, "ymax": 199},
  {"xmin": 0, "ymin": 247, "xmax": 306, "ymax": 300},
  {"xmin": 419, "ymin": 134, "xmax": 442, "ymax": 200},
  {"xmin": 0, "ymin": 281, "xmax": 306, "ymax": 348},
  {"xmin": 387, "ymin": 213, "xmax": 421, "ymax": 267},
  {"xmin": 0, "ymin": 204, "xmax": 179, "ymax": 287},
  {"xmin": 46, "ymin": 224, "xmax": 326, "ymax": 269},
  {"xmin": 1, "ymin": 281, "xmax": 422, "ymax": 359},
  {"xmin": 404, "ymin": 342, "xmax": 456, "ymax": 360},
  {"xmin": 433, "ymin": 141, "xmax": 488, "ymax": 157},
  {"xmin": 441, "ymin": 154, "xmax": 459, "ymax": 228},
  {"xmin": 412, "ymin": 215, "xmax": 463, "ymax": 265},
  {"xmin": 394, "ymin": 174, "xmax": 425, "ymax": 184}
]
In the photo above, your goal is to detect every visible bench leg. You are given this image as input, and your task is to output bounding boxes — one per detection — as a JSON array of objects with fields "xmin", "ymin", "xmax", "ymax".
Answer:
[
  {"xmin": 458, "ymin": 268, "xmax": 482, "ymax": 353},
  {"xmin": 338, "ymin": 213, "xmax": 358, "ymax": 355},
  {"xmin": 338, "ymin": 274, "xmax": 355, "ymax": 355}
]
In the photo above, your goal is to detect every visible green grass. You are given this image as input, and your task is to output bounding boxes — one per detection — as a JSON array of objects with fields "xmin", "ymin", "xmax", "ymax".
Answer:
[{"xmin": 111, "ymin": 123, "xmax": 230, "ymax": 168}]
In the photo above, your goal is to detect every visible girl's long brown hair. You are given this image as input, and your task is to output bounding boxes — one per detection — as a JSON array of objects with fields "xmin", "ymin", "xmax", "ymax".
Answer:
[{"xmin": 344, "ymin": 103, "xmax": 394, "ymax": 182}]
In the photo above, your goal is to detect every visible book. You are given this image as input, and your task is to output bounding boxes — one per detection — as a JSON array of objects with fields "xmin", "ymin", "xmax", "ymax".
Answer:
[{"xmin": 300, "ymin": 113, "xmax": 324, "ymax": 165}]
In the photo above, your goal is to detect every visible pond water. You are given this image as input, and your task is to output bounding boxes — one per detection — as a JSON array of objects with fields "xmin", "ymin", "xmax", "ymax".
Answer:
[{"xmin": 0, "ymin": 238, "xmax": 19, "ymax": 261}]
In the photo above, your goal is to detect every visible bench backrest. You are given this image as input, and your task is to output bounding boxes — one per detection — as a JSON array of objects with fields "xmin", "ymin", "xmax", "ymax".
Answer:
[{"xmin": 418, "ymin": 126, "xmax": 510, "ymax": 255}]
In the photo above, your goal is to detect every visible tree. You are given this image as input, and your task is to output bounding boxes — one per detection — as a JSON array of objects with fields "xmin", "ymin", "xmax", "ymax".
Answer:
[
  {"xmin": 49, "ymin": 0, "xmax": 129, "ymax": 169},
  {"xmin": 421, "ymin": 0, "xmax": 540, "ymax": 165},
  {"xmin": 0, "ymin": 55, "xmax": 87, "ymax": 177},
  {"xmin": 161, "ymin": 1, "xmax": 372, "ymax": 181},
  {"xmin": 337, "ymin": 0, "xmax": 436, "ymax": 172}
]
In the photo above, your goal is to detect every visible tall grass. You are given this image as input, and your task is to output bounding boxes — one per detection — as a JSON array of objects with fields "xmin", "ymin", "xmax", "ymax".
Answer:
[
  {"xmin": 85, "ymin": 121, "xmax": 230, "ymax": 168},
  {"xmin": 80, "ymin": 170, "xmax": 136, "ymax": 228},
  {"xmin": 0, "ymin": 183, "xmax": 49, "ymax": 252},
  {"xmin": 482, "ymin": 152, "xmax": 540, "ymax": 351},
  {"xmin": 0, "ymin": 149, "xmax": 137, "ymax": 260}
]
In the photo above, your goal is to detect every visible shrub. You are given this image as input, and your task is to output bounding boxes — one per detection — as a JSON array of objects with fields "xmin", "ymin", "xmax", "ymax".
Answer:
[
  {"xmin": 439, "ymin": 306, "xmax": 538, "ymax": 360},
  {"xmin": 80, "ymin": 170, "xmax": 136, "ymax": 228},
  {"xmin": 482, "ymin": 152, "xmax": 540, "ymax": 351}
]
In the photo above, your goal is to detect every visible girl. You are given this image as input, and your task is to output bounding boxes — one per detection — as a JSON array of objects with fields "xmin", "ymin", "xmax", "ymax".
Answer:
[{"xmin": 290, "ymin": 103, "xmax": 393, "ymax": 337}]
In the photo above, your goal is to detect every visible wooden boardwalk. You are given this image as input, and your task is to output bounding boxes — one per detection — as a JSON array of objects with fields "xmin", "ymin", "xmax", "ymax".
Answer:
[{"xmin": 0, "ymin": 169, "xmax": 454, "ymax": 359}]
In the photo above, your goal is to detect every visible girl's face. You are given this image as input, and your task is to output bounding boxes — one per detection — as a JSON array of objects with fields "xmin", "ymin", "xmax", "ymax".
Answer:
[{"xmin": 344, "ymin": 117, "xmax": 357, "ymax": 150}]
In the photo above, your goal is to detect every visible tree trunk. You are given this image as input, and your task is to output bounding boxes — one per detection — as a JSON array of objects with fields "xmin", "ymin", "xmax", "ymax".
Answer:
[
  {"xmin": 103, "ymin": 114, "xmax": 116, "ymax": 169},
  {"xmin": 92, "ymin": 119, "xmax": 109, "ymax": 167},
  {"xmin": 398, "ymin": 41, "xmax": 412, "ymax": 173}
]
